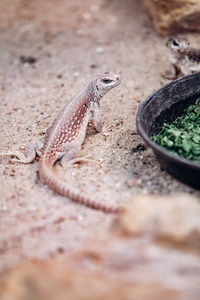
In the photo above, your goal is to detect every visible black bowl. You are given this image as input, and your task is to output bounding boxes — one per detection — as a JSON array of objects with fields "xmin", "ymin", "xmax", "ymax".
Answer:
[{"xmin": 136, "ymin": 71, "xmax": 200, "ymax": 189}]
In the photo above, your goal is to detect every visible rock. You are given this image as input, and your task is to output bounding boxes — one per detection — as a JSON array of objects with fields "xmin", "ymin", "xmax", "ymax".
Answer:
[
  {"xmin": 115, "ymin": 193, "xmax": 200, "ymax": 254},
  {"xmin": 140, "ymin": 0, "xmax": 200, "ymax": 36},
  {"xmin": 0, "ymin": 261, "xmax": 186, "ymax": 300},
  {"xmin": 0, "ymin": 193, "xmax": 200, "ymax": 300}
]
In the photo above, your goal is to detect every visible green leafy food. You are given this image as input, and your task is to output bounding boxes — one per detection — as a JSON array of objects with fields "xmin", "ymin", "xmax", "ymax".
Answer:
[{"xmin": 151, "ymin": 98, "xmax": 200, "ymax": 163}]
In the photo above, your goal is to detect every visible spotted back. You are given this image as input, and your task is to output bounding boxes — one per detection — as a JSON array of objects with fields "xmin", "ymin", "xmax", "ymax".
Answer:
[
  {"xmin": 43, "ymin": 85, "xmax": 94, "ymax": 160},
  {"xmin": 188, "ymin": 48, "xmax": 200, "ymax": 63}
]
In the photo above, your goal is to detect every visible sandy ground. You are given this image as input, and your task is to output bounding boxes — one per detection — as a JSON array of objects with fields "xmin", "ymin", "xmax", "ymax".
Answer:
[{"xmin": 0, "ymin": 0, "xmax": 200, "ymax": 273}]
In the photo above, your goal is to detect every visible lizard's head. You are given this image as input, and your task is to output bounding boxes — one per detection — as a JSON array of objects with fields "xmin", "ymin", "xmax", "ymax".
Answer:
[
  {"xmin": 169, "ymin": 38, "xmax": 190, "ymax": 53},
  {"xmin": 95, "ymin": 72, "xmax": 121, "ymax": 96}
]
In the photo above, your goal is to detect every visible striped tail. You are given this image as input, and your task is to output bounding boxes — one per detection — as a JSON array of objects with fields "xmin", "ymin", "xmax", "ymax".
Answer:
[{"xmin": 39, "ymin": 157, "xmax": 119, "ymax": 214}]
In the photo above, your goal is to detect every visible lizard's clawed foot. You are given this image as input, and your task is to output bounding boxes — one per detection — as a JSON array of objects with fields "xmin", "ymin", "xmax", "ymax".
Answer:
[
  {"xmin": 0, "ymin": 151, "xmax": 31, "ymax": 163},
  {"xmin": 161, "ymin": 70, "xmax": 177, "ymax": 80},
  {"xmin": 0, "ymin": 142, "xmax": 41, "ymax": 164},
  {"xmin": 61, "ymin": 154, "xmax": 101, "ymax": 168},
  {"xmin": 102, "ymin": 125, "xmax": 112, "ymax": 137},
  {"xmin": 0, "ymin": 151, "xmax": 36, "ymax": 164}
]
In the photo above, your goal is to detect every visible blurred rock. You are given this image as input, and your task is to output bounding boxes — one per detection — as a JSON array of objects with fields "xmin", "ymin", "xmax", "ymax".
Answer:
[
  {"xmin": 140, "ymin": 0, "xmax": 200, "ymax": 36},
  {"xmin": 0, "ymin": 260, "xmax": 186, "ymax": 300},
  {"xmin": 115, "ymin": 194, "xmax": 200, "ymax": 254},
  {"xmin": 0, "ymin": 193, "xmax": 200, "ymax": 300}
]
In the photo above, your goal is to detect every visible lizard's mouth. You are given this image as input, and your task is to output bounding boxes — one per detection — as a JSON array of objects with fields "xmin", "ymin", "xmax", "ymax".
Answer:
[
  {"xmin": 114, "ymin": 79, "xmax": 121, "ymax": 86},
  {"xmin": 114, "ymin": 76, "xmax": 121, "ymax": 86}
]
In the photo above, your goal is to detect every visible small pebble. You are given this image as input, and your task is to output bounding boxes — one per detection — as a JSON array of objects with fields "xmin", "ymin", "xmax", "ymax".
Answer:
[
  {"xmin": 96, "ymin": 47, "xmax": 104, "ymax": 54},
  {"xmin": 74, "ymin": 72, "xmax": 80, "ymax": 77},
  {"xmin": 115, "ymin": 182, "xmax": 121, "ymax": 190},
  {"xmin": 77, "ymin": 214, "xmax": 84, "ymax": 222},
  {"xmin": 83, "ymin": 12, "xmax": 91, "ymax": 20},
  {"xmin": 2, "ymin": 205, "xmax": 7, "ymax": 211}
]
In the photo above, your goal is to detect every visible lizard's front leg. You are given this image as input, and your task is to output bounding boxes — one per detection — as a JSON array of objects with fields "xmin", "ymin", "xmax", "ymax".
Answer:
[
  {"xmin": 92, "ymin": 103, "xmax": 102, "ymax": 133},
  {"xmin": 162, "ymin": 64, "xmax": 177, "ymax": 80},
  {"xmin": 0, "ymin": 141, "xmax": 43, "ymax": 164},
  {"xmin": 92, "ymin": 103, "xmax": 112, "ymax": 136},
  {"xmin": 180, "ymin": 64, "xmax": 192, "ymax": 76}
]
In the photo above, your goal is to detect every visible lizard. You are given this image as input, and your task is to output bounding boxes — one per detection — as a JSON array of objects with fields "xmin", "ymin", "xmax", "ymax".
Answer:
[
  {"xmin": 163, "ymin": 37, "xmax": 200, "ymax": 80},
  {"xmin": 0, "ymin": 72, "xmax": 121, "ymax": 213}
]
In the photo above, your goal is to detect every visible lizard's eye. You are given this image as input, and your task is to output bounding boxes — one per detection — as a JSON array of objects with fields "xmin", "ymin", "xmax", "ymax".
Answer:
[
  {"xmin": 172, "ymin": 40, "xmax": 179, "ymax": 47},
  {"xmin": 102, "ymin": 79, "xmax": 113, "ymax": 84}
]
